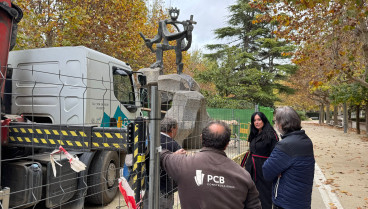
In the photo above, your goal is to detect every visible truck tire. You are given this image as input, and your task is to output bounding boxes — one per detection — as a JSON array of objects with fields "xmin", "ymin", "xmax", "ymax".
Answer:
[{"xmin": 86, "ymin": 151, "xmax": 119, "ymax": 205}]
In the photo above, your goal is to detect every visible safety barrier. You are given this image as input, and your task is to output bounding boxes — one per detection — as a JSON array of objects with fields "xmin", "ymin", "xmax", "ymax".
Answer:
[{"xmin": 1, "ymin": 64, "xmax": 274, "ymax": 209}]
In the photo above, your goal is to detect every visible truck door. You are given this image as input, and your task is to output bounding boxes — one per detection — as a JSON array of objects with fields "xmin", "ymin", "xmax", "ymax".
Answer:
[
  {"xmin": 85, "ymin": 59, "xmax": 111, "ymax": 127},
  {"xmin": 109, "ymin": 64, "xmax": 137, "ymax": 128}
]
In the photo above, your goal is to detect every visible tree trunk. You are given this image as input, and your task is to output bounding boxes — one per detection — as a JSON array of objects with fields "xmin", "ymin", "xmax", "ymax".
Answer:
[
  {"xmin": 321, "ymin": 103, "xmax": 325, "ymax": 124},
  {"xmin": 365, "ymin": 104, "xmax": 368, "ymax": 137},
  {"xmin": 333, "ymin": 105, "xmax": 338, "ymax": 126},
  {"xmin": 356, "ymin": 104, "xmax": 360, "ymax": 134},
  {"xmin": 326, "ymin": 102, "xmax": 331, "ymax": 125},
  {"xmin": 353, "ymin": 20, "xmax": 368, "ymax": 88},
  {"xmin": 343, "ymin": 102, "xmax": 348, "ymax": 133},
  {"xmin": 319, "ymin": 104, "xmax": 323, "ymax": 124}
]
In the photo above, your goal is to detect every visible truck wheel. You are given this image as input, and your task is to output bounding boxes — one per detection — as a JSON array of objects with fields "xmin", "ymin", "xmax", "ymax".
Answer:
[{"xmin": 86, "ymin": 151, "xmax": 119, "ymax": 205}]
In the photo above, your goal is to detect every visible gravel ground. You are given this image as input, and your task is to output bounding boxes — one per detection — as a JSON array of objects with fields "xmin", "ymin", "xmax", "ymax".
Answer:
[{"xmin": 303, "ymin": 122, "xmax": 368, "ymax": 209}]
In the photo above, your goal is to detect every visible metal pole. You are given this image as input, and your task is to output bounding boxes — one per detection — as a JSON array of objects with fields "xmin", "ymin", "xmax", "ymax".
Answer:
[{"xmin": 148, "ymin": 86, "xmax": 161, "ymax": 209}]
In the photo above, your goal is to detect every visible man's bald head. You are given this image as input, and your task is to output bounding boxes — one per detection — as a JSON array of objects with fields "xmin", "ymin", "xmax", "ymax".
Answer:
[
  {"xmin": 208, "ymin": 123, "xmax": 226, "ymax": 135},
  {"xmin": 202, "ymin": 121, "xmax": 231, "ymax": 150}
]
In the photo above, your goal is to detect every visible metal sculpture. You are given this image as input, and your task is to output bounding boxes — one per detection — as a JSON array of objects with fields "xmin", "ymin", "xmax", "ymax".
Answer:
[{"xmin": 140, "ymin": 8, "xmax": 196, "ymax": 74}]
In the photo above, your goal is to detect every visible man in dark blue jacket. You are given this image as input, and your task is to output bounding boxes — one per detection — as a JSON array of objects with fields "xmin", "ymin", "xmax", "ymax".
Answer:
[
  {"xmin": 144, "ymin": 117, "xmax": 182, "ymax": 209},
  {"xmin": 262, "ymin": 106, "xmax": 315, "ymax": 209}
]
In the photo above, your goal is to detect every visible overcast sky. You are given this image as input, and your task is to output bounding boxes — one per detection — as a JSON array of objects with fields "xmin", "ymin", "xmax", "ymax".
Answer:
[{"xmin": 163, "ymin": 0, "xmax": 236, "ymax": 53}]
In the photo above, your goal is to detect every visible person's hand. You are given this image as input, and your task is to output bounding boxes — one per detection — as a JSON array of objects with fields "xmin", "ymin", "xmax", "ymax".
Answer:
[{"xmin": 174, "ymin": 149, "xmax": 187, "ymax": 155}]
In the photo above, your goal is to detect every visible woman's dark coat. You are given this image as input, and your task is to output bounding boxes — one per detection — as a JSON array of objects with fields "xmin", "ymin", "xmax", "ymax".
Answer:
[{"xmin": 245, "ymin": 130, "xmax": 278, "ymax": 209}]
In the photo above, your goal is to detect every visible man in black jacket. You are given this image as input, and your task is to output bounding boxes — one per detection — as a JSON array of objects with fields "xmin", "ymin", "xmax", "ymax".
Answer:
[{"xmin": 144, "ymin": 117, "xmax": 182, "ymax": 209}]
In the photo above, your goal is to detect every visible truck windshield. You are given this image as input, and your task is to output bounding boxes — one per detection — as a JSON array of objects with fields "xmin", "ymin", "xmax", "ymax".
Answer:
[{"xmin": 113, "ymin": 70, "xmax": 134, "ymax": 105}]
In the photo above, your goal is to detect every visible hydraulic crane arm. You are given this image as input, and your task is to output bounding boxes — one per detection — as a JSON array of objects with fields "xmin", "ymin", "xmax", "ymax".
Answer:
[{"xmin": 0, "ymin": 0, "xmax": 22, "ymax": 102}]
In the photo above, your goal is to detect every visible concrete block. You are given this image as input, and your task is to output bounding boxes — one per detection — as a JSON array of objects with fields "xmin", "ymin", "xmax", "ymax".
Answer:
[
  {"xmin": 158, "ymin": 74, "xmax": 200, "ymax": 93},
  {"xmin": 138, "ymin": 67, "xmax": 163, "ymax": 86},
  {"xmin": 165, "ymin": 91, "xmax": 210, "ymax": 147}
]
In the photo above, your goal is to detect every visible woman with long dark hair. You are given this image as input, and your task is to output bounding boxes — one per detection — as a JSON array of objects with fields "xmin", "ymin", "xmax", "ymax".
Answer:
[{"xmin": 244, "ymin": 112, "xmax": 279, "ymax": 209}]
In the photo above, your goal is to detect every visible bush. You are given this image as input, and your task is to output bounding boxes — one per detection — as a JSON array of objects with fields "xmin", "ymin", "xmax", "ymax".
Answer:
[
  {"xmin": 351, "ymin": 118, "xmax": 366, "ymax": 122},
  {"xmin": 296, "ymin": 110, "xmax": 309, "ymax": 121},
  {"xmin": 306, "ymin": 112, "xmax": 319, "ymax": 118}
]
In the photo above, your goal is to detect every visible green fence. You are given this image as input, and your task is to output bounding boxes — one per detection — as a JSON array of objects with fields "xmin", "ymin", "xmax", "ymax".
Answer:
[
  {"xmin": 259, "ymin": 106, "xmax": 275, "ymax": 126},
  {"xmin": 206, "ymin": 106, "xmax": 274, "ymax": 140}
]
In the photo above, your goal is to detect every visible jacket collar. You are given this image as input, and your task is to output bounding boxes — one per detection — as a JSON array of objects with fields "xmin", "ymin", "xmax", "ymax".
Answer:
[
  {"xmin": 281, "ymin": 130, "xmax": 305, "ymax": 139},
  {"xmin": 200, "ymin": 147, "xmax": 227, "ymax": 157},
  {"xmin": 161, "ymin": 132, "xmax": 171, "ymax": 138}
]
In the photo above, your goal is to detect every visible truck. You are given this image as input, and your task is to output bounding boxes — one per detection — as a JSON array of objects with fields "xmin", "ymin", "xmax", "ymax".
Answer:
[{"xmin": 1, "ymin": 1, "xmax": 148, "ymax": 208}]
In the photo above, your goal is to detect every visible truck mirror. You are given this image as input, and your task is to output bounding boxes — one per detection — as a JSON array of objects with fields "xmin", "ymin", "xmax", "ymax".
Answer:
[
  {"xmin": 138, "ymin": 74, "xmax": 147, "ymax": 86},
  {"xmin": 124, "ymin": 104, "xmax": 137, "ymax": 113}
]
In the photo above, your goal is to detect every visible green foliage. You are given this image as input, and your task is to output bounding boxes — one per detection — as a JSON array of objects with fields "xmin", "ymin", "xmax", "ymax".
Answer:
[
  {"xmin": 198, "ymin": 0, "xmax": 296, "ymax": 107},
  {"xmin": 296, "ymin": 110, "xmax": 308, "ymax": 121},
  {"xmin": 200, "ymin": 90, "xmax": 253, "ymax": 109},
  {"xmin": 330, "ymin": 83, "xmax": 368, "ymax": 105}
]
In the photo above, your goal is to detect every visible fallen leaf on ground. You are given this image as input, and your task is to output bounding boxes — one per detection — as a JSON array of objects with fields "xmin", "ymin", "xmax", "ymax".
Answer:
[
  {"xmin": 325, "ymin": 179, "xmax": 334, "ymax": 184},
  {"xmin": 340, "ymin": 190, "xmax": 352, "ymax": 196},
  {"xmin": 329, "ymin": 202, "xmax": 337, "ymax": 209}
]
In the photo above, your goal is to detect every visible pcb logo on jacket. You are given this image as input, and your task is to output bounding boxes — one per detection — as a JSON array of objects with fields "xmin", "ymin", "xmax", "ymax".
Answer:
[
  {"xmin": 194, "ymin": 170, "xmax": 225, "ymax": 186},
  {"xmin": 194, "ymin": 170, "xmax": 205, "ymax": 186}
]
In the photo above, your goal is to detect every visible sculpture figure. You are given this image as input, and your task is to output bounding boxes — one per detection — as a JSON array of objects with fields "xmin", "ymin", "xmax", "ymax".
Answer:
[{"xmin": 139, "ymin": 8, "xmax": 196, "ymax": 74}]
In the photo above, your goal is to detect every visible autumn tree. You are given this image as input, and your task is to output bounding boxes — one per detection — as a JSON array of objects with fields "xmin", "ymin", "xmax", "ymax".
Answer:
[
  {"xmin": 331, "ymin": 83, "xmax": 368, "ymax": 134},
  {"xmin": 254, "ymin": 0, "xmax": 368, "ymax": 92},
  {"xmin": 201, "ymin": 0, "xmax": 296, "ymax": 107},
  {"xmin": 13, "ymin": 0, "xmax": 190, "ymax": 73},
  {"xmin": 276, "ymin": 79, "xmax": 317, "ymax": 111}
]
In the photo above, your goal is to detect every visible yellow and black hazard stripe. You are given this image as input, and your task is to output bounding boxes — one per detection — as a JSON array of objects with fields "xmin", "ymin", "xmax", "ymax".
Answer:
[
  {"xmin": 7, "ymin": 123, "xmax": 128, "ymax": 151},
  {"xmin": 8, "ymin": 124, "xmax": 92, "ymax": 149},
  {"xmin": 91, "ymin": 127, "xmax": 128, "ymax": 150},
  {"xmin": 9, "ymin": 127, "xmax": 88, "ymax": 137},
  {"xmin": 130, "ymin": 117, "xmax": 147, "ymax": 201},
  {"xmin": 8, "ymin": 135, "xmax": 90, "ymax": 147}
]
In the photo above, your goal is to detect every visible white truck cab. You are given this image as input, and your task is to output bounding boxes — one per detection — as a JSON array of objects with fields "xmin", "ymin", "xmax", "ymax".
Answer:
[{"xmin": 8, "ymin": 46, "xmax": 142, "ymax": 127}]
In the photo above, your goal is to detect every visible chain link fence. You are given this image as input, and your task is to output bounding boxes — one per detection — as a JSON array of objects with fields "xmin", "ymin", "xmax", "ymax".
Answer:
[
  {"xmin": 1, "ymin": 47, "xmax": 147, "ymax": 209},
  {"xmin": 1, "ymin": 47, "xmax": 275, "ymax": 209},
  {"xmin": 141, "ymin": 88, "xmax": 274, "ymax": 209}
]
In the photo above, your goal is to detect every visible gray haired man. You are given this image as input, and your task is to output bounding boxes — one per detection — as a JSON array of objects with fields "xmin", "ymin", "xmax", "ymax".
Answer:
[{"xmin": 144, "ymin": 117, "xmax": 182, "ymax": 209}]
